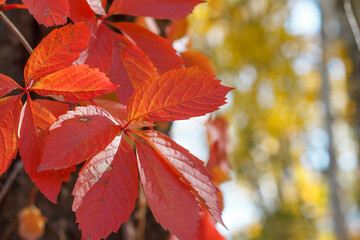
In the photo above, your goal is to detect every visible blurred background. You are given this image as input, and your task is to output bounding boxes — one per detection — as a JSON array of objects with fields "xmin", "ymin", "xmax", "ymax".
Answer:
[{"xmin": 171, "ymin": 0, "xmax": 360, "ymax": 239}]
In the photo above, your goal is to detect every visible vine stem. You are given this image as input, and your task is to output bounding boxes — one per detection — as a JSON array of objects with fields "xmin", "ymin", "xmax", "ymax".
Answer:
[
  {"xmin": 0, "ymin": 161, "xmax": 24, "ymax": 205},
  {"xmin": 344, "ymin": 0, "xmax": 360, "ymax": 52},
  {"xmin": 0, "ymin": 11, "xmax": 33, "ymax": 54}
]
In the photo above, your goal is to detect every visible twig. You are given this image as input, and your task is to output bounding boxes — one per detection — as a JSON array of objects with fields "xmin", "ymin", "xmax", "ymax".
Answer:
[
  {"xmin": 344, "ymin": 0, "xmax": 360, "ymax": 52},
  {"xmin": 0, "ymin": 11, "xmax": 33, "ymax": 54},
  {"xmin": 0, "ymin": 161, "xmax": 23, "ymax": 205},
  {"xmin": 137, "ymin": 183, "xmax": 147, "ymax": 240}
]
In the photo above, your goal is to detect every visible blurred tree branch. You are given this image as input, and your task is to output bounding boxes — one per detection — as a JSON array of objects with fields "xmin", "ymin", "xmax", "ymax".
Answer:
[{"xmin": 344, "ymin": 0, "xmax": 360, "ymax": 52}]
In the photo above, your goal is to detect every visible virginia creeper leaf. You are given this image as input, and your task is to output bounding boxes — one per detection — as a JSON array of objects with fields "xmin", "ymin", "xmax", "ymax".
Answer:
[
  {"xmin": 21, "ymin": 0, "xmax": 70, "ymax": 26},
  {"xmin": 73, "ymin": 137, "xmax": 138, "ymax": 239},
  {"xmin": 0, "ymin": 73, "xmax": 22, "ymax": 98},
  {"xmin": 136, "ymin": 140, "xmax": 201, "ymax": 240},
  {"xmin": 0, "ymin": 0, "xmax": 5, "ymax": 5},
  {"xmin": 31, "ymin": 64, "xmax": 118, "ymax": 102},
  {"xmin": 19, "ymin": 99, "xmax": 74, "ymax": 203},
  {"xmin": 38, "ymin": 105, "xmax": 121, "ymax": 171},
  {"xmin": 139, "ymin": 130, "xmax": 224, "ymax": 225},
  {"xmin": 108, "ymin": 0, "xmax": 201, "ymax": 20},
  {"xmin": 111, "ymin": 22, "xmax": 183, "ymax": 74},
  {"xmin": 195, "ymin": 207, "xmax": 225, "ymax": 240},
  {"xmin": 86, "ymin": 0, "xmax": 106, "ymax": 15},
  {"xmin": 67, "ymin": 0, "xmax": 95, "ymax": 22},
  {"xmin": 181, "ymin": 50, "xmax": 216, "ymax": 75},
  {"xmin": 24, "ymin": 22, "xmax": 91, "ymax": 84},
  {"xmin": 127, "ymin": 67, "xmax": 232, "ymax": 122},
  {"xmin": 0, "ymin": 95, "xmax": 22, "ymax": 175}
]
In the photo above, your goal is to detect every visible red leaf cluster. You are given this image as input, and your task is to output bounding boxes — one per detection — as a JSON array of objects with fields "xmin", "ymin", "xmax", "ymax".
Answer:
[{"xmin": 0, "ymin": 0, "xmax": 234, "ymax": 239}]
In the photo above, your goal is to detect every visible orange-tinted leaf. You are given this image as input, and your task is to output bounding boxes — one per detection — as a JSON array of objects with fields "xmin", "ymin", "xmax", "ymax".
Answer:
[
  {"xmin": 166, "ymin": 18, "xmax": 188, "ymax": 44},
  {"xmin": 181, "ymin": 50, "xmax": 216, "ymax": 75},
  {"xmin": 195, "ymin": 207, "xmax": 225, "ymax": 240},
  {"xmin": 0, "ymin": 73, "xmax": 22, "ymax": 98},
  {"xmin": 127, "ymin": 67, "xmax": 232, "ymax": 122},
  {"xmin": 34, "ymin": 99, "xmax": 69, "ymax": 117},
  {"xmin": 136, "ymin": 140, "xmax": 201, "ymax": 240},
  {"xmin": 24, "ymin": 23, "xmax": 91, "ymax": 84},
  {"xmin": 110, "ymin": 22, "xmax": 183, "ymax": 74},
  {"xmin": 38, "ymin": 105, "xmax": 121, "ymax": 171},
  {"xmin": 68, "ymin": 0, "xmax": 95, "ymax": 22},
  {"xmin": 140, "ymin": 130, "xmax": 224, "ymax": 225},
  {"xmin": 22, "ymin": 0, "xmax": 69, "ymax": 26},
  {"xmin": 74, "ymin": 137, "xmax": 138, "ymax": 239},
  {"xmin": 31, "ymin": 64, "xmax": 118, "ymax": 102},
  {"xmin": 0, "ymin": 95, "xmax": 22, "ymax": 175},
  {"xmin": 110, "ymin": 34, "xmax": 158, "ymax": 104},
  {"xmin": 19, "ymin": 99, "xmax": 74, "ymax": 203},
  {"xmin": 205, "ymin": 116, "xmax": 231, "ymax": 185},
  {"xmin": 108, "ymin": 0, "xmax": 201, "ymax": 19},
  {"xmin": 0, "ymin": 0, "xmax": 5, "ymax": 5},
  {"xmin": 18, "ymin": 205, "xmax": 46, "ymax": 240}
]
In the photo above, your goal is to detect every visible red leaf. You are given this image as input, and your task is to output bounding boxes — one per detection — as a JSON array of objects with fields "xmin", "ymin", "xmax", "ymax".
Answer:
[
  {"xmin": 0, "ymin": 73, "xmax": 22, "ymax": 98},
  {"xmin": 139, "ymin": 130, "xmax": 224, "ymax": 225},
  {"xmin": 181, "ymin": 50, "xmax": 216, "ymax": 75},
  {"xmin": 0, "ymin": 95, "xmax": 22, "ymax": 175},
  {"xmin": 127, "ymin": 67, "xmax": 232, "ymax": 122},
  {"xmin": 110, "ymin": 22, "xmax": 183, "ymax": 74},
  {"xmin": 0, "ymin": 0, "xmax": 5, "ymax": 5},
  {"xmin": 34, "ymin": 99, "xmax": 69, "ymax": 117},
  {"xmin": 136, "ymin": 140, "xmax": 202, "ymax": 240},
  {"xmin": 21, "ymin": 0, "xmax": 69, "ymax": 26},
  {"xmin": 110, "ymin": 34, "xmax": 158, "ymax": 104},
  {"xmin": 195, "ymin": 207, "xmax": 225, "ymax": 240},
  {"xmin": 38, "ymin": 105, "xmax": 121, "ymax": 171},
  {"xmin": 19, "ymin": 99, "xmax": 74, "ymax": 203},
  {"xmin": 31, "ymin": 64, "xmax": 118, "ymax": 102},
  {"xmin": 24, "ymin": 23, "xmax": 91, "ymax": 84},
  {"xmin": 73, "ymin": 137, "xmax": 138, "ymax": 239},
  {"xmin": 108, "ymin": 0, "xmax": 201, "ymax": 19},
  {"xmin": 67, "ymin": 0, "xmax": 95, "ymax": 22},
  {"xmin": 77, "ymin": 21, "xmax": 115, "ymax": 74},
  {"xmin": 205, "ymin": 116, "xmax": 231, "ymax": 185}
]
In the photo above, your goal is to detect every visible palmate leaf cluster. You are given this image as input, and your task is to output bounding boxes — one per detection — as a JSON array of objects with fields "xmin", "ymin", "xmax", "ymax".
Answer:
[{"xmin": 0, "ymin": 0, "xmax": 232, "ymax": 239}]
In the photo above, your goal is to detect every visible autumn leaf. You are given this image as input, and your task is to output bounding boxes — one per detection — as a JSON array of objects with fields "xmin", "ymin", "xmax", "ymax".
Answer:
[
  {"xmin": 111, "ymin": 22, "xmax": 183, "ymax": 74},
  {"xmin": 139, "ymin": 130, "xmax": 224, "ymax": 225},
  {"xmin": 24, "ymin": 22, "xmax": 92, "ymax": 84},
  {"xmin": 0, "ymin": 95, "xmax": 22, "ymax": 175},
  {"xmin": 21, "ymin": 0, "xmax": 70, "ymax": 26},
  {"xmin": 18, "ymin": 205, "xmax": 46, "ymax": 240},
  {"xmin": 108, "ymin": 0, "xmax": 201, "ymax": 19},
  {"xmin": 135, "ymin": 140, "xmax": 202, "ymax": 240},
  {"xmin": 0, "ymin": 73, "xmax": 22, "ymax": 98},
  {"xmin": 127, "ymin": 67, "xmax": 232, "ymax": 122},
  {"xmin": 38, "ymin": 105, "xmax": 121, "ymax": 171},
  {"xmin": 73, "ymin": 137, "xmax": 138, "ymax": 239},
  {"xmin": 19, "ymin": 98, "xmax": 75, "ymax": 203},
  {"xmin": 30, "ymin": 64, "xmax": 118, "ymax": 102}
]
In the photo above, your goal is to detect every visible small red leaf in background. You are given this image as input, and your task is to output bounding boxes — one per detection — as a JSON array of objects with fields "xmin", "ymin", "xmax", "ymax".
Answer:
[
  {"xmin": 0, "ymin": 0, "xmax": 5, "ymax": 5},
  {"xmin": 19, "ymin": 99, "xmax": 74, "ymax": 203},
  {"xmin": 181, "ymin": 50, "xmax": 216, "ymax": 75},
  {"xmin": 166, "ymin": 18, "xmax": 188, "ymax": 44},
  {"xmin": 108, "ymin": 0, "xmax": 201, "ymax": 19},
  {"xmin": 136, "ymin": 140, "xmax": 202, "ymax": 240},
  {"xmin": 18, "ymin": 205, "xmax": 46, "ymax": 240},
  {"xmin": 74, "ymin": 137, "xmax": 138, "ymax": 239},
  {"xmin": 195, "ymin": 207, "xmax": 225, "ymax": 240},
  {"xmin": 0, "ymin": 73, "xmax": 22, "ymax": 98},
  {"xmin": 24, "ymin": 22, "xmax": 91, "ymax": 84},
  {"xmin": 0, "ymin": 95, "xmax": 22, "ymax": 175},
  {"xmin": 140, "ymin": 130, "xmax": 224, "ymax": 225},
  {"xmin": 127, "ymin": 67, "xmax": 232, "ymax": 122},
  {"xmin": 38, "ymin": 105, "xmax": 121, "ymax": 172},
  {"xmin": 206, "ymin": 116, "xmax": 231, "ymax": 185},
  {"xmin": 21, "ymin": 0, "xmax": 69, "ymax": 26},
  {"xmin": 110, "ymin": 22, "xmax": 183, "ymax": 74},
  {"xmin": 31, "ymin": 64, "xmax": 118, "ymax": 102}
]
